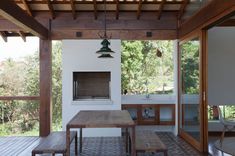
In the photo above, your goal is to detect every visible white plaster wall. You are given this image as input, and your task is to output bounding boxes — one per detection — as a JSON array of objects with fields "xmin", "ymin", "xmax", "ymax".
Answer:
[
  {"xmin": 62, "ymin": 40, "xmax": 121, "ymax": 137},
  {"xmin": 208, "ymin": 27, "xmax": 235, "ymax": 131},
  {"xmin": 208, "ymin": 27, "xmax": 235, "ymax": 106}
]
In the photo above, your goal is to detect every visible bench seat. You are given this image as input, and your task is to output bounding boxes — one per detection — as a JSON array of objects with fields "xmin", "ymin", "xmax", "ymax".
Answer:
[
  {"xmin": 32, "ymin": 131, "xmax": 77, "ymax": 156},
  {"xmin": 135, "ymin": 130, "xmax": 168, "ymax": 156}
]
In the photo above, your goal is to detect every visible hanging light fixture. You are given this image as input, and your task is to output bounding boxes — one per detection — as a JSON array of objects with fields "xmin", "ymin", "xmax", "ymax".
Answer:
[
  {"xmin": 156, "ymin": 49, "xmax": 162, "ymax": 58},
  {"xmin": 96, "ymin": 0, "xmax": 115, "ymax": 58}
]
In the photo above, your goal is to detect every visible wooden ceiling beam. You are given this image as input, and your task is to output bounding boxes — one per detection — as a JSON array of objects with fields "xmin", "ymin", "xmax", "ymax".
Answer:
[
  {"xmin": 94, "ymin": 0, "xmax": 97, "ymax": 20},
  {"xmin": 45, "ymin": 0, "xmax": 55, "ymax": 19},
  {"xmin": 157, "ymin": 0, "xmax": 166, "ymax": 20},
  {"xmin": 51, "ymin": 17, "xmax": 177, "ymax": 30},
  {"xmin": 0, "ymin": 31, "xmax": 7, "ymax": 42},
  {"xmin": 0, "ymin": 19, "xmax": 22, "ymax": 31},
  {"xmin": 51, "ymin": 29, "xmax": 177, "ymax": 40},
  {"xmin": 0, "ymin": 0, "xmax": 48, "ymax": 39},
  {"xmin": 137, "ymin": 0, "xmax": 142, "ymax": 20},
  {"xmin": 217, "ymin": 19, "xmax": 235, "ymax": 27},
  {"xmin": 21, "ymin": 0, "xmax": 32, "ymax": 16},
  {"xmin": 70, "ymin": 0, "xmax": 76, "ymax": 19},
  {"xmin": 178, "ymin": 0, "xmax": 189, "ymax": 20},
  {"xmin": 18, "ymin": 30, "xmax": 26, "ymax": 42},
  {"xmin": 116, "ymin": 0, "xmax": 119, "ymax": 20},
  {"xmin": 179, "ymin": 0, "xmax": 235, "ymax": 37}
]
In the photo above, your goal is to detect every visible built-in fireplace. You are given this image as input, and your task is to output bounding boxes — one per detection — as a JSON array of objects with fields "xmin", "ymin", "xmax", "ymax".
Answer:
[{"xmin": 73, "ymin": 72, "xmax": 111, "ymax": 100}]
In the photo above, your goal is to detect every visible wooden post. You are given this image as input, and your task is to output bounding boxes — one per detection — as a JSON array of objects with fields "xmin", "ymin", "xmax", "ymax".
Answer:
[{"xmin": 39, "ymin": 39, "xmax": 52, "ymax": 137}]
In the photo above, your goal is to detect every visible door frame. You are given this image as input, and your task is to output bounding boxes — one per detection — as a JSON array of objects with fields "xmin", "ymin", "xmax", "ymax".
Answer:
[{"xmin": 178, "ymin": 29, "xmax": 208, "ymax": 152}]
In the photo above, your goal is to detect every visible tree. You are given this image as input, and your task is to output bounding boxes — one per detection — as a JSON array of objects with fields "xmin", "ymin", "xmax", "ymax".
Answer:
[
  {"xmin": 121, "ymin": 40, "xmax": 174, "ymax": 95},
  {"xmin": 181, "ymin": 40, "xmax": 200, "ymax": 94},
  {"xmin": 51, "ymin": 41, "xmax": 62, "ymax": 128},
  {"xmin": 0, "ymin": 41, "xmax": 63, "ymax": 135}
]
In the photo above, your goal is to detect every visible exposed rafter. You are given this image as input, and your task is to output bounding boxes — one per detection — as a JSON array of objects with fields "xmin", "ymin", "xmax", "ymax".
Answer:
[
  {"xmin": 21, "ymin": 0, "xmax": 32, "ymax": 16},
  {"xmin": 14, "ymin": 0, "xmax": 184, "ymax": 5},
  {"xmin": 0, "ymin": 31, "xmax": 7, "ymax": 42},
  {"xmin": 0, "ymin": 0, "xmax": 48, "ymax": 39},
  {"xmin": 178, "ymin": 0, "xmax": 189, "ymax": 20},
  {"xmin": 18, "ymin": 31, "xmax": 26, "ymax": 42},
  {"xmin": 137, "ymin": 0, "xmax": 142, "ymax": 20},
  {"xmin": 94, "ymin": 0, "xmax": 97, "ymax": 20},
  {"xmin": 218, "ymin": 19, "xmax": 235, "ymax": 27},
  {"xmin": 157, "ymin": 0, "xmax": 166, "ymax": 20},
  {"xmin": 70, "ymin": 0, "xmax": 76, "ymax": 19},
  {"xmin": 45, "ymin": 0, "xmax": 55, "ymax": 19},
  {"xmin": 116, "ymin": 0, "xmax": 119, "ymax": 20}
]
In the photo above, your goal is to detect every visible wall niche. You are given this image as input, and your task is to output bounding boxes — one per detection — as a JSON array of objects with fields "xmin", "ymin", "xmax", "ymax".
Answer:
[{"xmin": 73, "ymin": 72, "xmax": 111, "ymax": 100}]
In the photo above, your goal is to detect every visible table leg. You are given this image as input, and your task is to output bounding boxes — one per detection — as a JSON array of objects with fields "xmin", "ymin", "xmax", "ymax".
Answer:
[
  {"xmin": 75, "ymin": 132, "xmax": 78, "ymax": 156},
  {"xmin": 66, "ymin": 127, "xmax": 70, "ymax": 156},
  {"xmin": 131, "ymin": 127, "xmax": 136, "ymax": 156},
  {"xmin": 125, "ymin": 128, "xmax": 128, "ymax": 153},
  {"xmin": 80, "ymin": 128, "xmax": 83, "ymax": 153}
]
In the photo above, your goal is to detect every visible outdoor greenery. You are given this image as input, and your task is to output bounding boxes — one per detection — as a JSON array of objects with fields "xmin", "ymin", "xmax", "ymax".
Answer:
[
  {"xmin": 0, "ymin": 41, "xmax": 62, "ymax": 136},
  {"xmin": 121, "ymin": 40, "xmax": 174, "ymax": 95},
  {"xmin": 180, "ymin": 38, "xmax": 200, "ymax": 94}
]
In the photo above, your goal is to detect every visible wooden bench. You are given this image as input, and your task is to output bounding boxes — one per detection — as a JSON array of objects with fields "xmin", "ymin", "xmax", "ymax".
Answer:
[
  {"xmin": 130, "ymin": 130, "xmax": 168, "ymax": 156},
  {"xmin": 32, "ymin": 131, "xmax": 77, "ymax": 156}
]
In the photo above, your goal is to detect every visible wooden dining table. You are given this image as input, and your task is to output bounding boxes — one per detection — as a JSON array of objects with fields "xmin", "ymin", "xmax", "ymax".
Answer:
[{"xmin": 66, "ymin": 110, "xmax": 136, "ymax": 156}]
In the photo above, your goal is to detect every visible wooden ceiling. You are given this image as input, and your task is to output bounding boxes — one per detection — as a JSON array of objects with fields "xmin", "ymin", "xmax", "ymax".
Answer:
[
  {"xmin": 13, "ymin": 0, "xmax": 192, "ymax": 19},
  {"xmin": 0, "ymin": 0, "xmax": 210, "ymax": 41}
]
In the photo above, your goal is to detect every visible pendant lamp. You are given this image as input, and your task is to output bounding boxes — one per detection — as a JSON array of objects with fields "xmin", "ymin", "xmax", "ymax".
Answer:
[{"xmin": 96, "ymin": 0, "xmax": 115, "ymax": 58}]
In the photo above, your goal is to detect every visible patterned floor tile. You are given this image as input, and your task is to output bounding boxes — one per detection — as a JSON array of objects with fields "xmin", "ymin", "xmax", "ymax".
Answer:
[{"xmin": 68, "ymin": 132, "xmax": 207, "ymax": 156}]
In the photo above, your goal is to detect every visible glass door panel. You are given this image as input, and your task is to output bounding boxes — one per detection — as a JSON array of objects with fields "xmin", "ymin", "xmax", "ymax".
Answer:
[{"xmin": 179, "ymin": 36, "xmax": 202, "ymax": 148}]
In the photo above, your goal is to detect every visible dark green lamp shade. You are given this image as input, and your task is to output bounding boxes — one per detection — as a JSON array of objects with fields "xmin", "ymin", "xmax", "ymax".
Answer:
[
  {"xmin": 98, "ymin": 54, "xmax": 113, "ymax": 58},
  {"xmin": 96, "ymin": 38, "xmax": 115, "ymax": 55}
]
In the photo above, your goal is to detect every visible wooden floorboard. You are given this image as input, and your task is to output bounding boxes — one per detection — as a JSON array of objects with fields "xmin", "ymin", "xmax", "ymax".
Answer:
[{"xmin": 0, "ymin": 136, "xmax": 40, "ymax": 156}]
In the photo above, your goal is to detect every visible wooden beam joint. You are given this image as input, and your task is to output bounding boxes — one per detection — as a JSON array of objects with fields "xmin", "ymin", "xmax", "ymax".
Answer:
[
  {"xmin": 137, "ymin": 0, "xmax": 142, "ymax": 20},
  {"xmin": 45, "ymin": 0, "xmax": 55, "ymax": 19},
  {"xmin": 94, "ymin": 0, "xmax": 97, "ymax": 20},
  {"xmin": 21, "ymin": 0, "xmax": 32, "ymax": 16},
  {"xmin": 70, "ymin": 0, "xmax": 76, "ymax": 20},
  {"xmin": 18, "ymin": 31, "xmax": 26, "ymax": 42},
  {"xmin": 178, "ymin": 0, "xmax": 189, "ymax": 20},
  {"xmin": 116, "ymin": 0, "xmax": 119, "ymax": 20},
  {"xmin": 0, "ymin": 0, "xmax": 48, "ymax": 39}
]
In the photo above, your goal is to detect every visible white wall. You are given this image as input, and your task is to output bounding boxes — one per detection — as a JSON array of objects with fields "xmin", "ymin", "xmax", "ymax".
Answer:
[
  {"xmin": 208, "ymin": 27, "xmax": 235, "ymax": 106},
  {"xmin": 208, "ymin": 27, "xmax": 235, "ymax": 131},
  {"xmin": 62, "ymin": 40, "xmax": 121, "ymax": 137}
]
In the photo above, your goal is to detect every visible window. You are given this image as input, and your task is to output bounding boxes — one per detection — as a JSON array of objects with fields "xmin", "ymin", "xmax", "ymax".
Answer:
[{"xmin": 121, "ymin": 40, "xmax": 174, "ymax": 95}]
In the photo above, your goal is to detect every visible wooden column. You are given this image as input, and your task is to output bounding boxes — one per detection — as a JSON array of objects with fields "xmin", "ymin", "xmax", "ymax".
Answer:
[{"xmin": 39, "ymin": 39, "xmax": 52, "ymax": 137}]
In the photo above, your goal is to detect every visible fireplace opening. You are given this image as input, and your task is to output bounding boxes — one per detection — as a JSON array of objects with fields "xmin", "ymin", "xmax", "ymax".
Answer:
[{"xmin": 73, "ymin": 72, "xmax": 111, "ymax": 100}]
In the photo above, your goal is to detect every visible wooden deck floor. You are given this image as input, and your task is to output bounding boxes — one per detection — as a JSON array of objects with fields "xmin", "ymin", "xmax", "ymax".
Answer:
[{"xmin": 0, "ymin": 136, "xmax": 41, "ymax": 156}]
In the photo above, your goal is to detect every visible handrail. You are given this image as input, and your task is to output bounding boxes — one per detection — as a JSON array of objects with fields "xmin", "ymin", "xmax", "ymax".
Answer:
[{"xmin": 0, "ymin": 96, "xmax": 40, "ymax": 101}]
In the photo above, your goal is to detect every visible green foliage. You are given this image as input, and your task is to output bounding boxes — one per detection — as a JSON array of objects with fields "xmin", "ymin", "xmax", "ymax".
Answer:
[
  {"xmin": 181, "ymin": 40, "xmax": 200, "ymax": 94},
  {"xmin": 121, "ymin": 40, "xmax": 174, "ymax": 94},
  {"xmin": 51, "ymin": 41, "xmax": 62, "ymax": 129},
  {"xmin": 0, "ymin": 41, "xmax": 62, "ymax": 136}
]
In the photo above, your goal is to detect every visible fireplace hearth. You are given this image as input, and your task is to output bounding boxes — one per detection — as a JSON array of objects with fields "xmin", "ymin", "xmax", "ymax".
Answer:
[{"xmin": 73, "ymin": 72, "xmax": 111, "ymax": 100}]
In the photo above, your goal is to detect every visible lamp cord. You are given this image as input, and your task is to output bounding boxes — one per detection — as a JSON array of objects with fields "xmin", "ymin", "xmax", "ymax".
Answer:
[{"xmin": 104, "ymin": 0, "xmax": 107, "ymax": 38}]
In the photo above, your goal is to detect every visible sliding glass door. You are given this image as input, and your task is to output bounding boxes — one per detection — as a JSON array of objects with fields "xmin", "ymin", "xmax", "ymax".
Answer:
[{"xmin": 179, "ymin": 32, "xmax": 205, "ymax": 151}]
